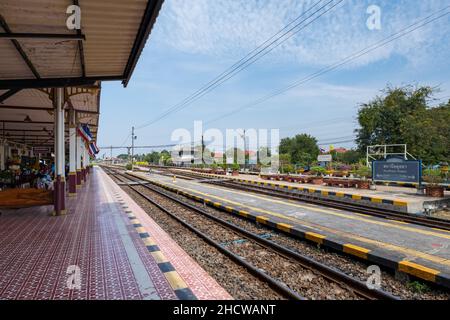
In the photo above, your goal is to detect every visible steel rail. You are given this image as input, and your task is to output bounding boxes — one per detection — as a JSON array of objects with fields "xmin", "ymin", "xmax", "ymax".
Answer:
[
  {"xmin": 104, "ymin": 166, "xmax": 399, "ymax": 300},
  {"xmin": 104, "ymin": 167, "xmax": 305, "ymax": 300}
]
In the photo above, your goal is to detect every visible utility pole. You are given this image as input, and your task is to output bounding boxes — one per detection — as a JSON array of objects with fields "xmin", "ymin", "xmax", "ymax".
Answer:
[
  {"xmin": 131, "ymin": 126, "xmax": 135, "ymax": 171},
  {"xmin": 110, "ymin": 146, "xmax": 113, "ymax": 165},
  {"xmin": 127, "ymin": 147, "xmax": 131, "ymax": 166},
  {"xmin": 240, "ymin": 129, "xmax": 247, "ymax": 171}
]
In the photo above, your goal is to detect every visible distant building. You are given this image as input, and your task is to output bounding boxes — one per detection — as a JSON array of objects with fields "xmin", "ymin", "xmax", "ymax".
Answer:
[
  {"xmin": 333, "ymin": 147, "xmax": 348, "ymax": 154},
  {"xmin": 213, "ymin": 152, "xmax": 224, "ymax": 163}
]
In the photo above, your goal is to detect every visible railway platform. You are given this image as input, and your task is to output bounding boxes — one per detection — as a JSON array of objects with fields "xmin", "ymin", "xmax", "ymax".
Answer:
[
  {"xmin": 131, "ymin": 171, "xmax": 450, "ymax": 289},
  {"xmin": 0, "ymin": 167, "xmax": 231, "ymax": 300},
  {"xmin": 167, "ymin": 169, "xmax": 449, "ymax": 214}
]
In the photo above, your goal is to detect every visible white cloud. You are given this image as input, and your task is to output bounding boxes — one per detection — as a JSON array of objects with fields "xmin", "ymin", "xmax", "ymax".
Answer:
[
  {"xmin": 285, "ymin": 81, "xmax": 378, "ymax": 102},
  {"xmin": 154, "ymin": 0, "xmax": 450, "ymax": 68}
]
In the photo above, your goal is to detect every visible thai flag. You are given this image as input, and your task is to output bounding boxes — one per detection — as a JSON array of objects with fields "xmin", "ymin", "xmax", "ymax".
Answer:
[
  {"xmin": 87, "ymin": 145, "xmax": 95, "ymax": 158},
  {"xmin": 77, "ymin": 124, "xmax": 93, "ymax": 143},
  {"xmin": 89, "ymin": 141, "xmax": 100, "ymax": 155}
]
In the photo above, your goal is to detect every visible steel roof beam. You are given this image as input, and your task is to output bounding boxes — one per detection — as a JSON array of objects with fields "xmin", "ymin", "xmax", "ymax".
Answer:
[
  {"xmin": 0, "ymin": 33, "xmax": 85, "ymax": 41},
  {"xmin": 0, "ymin": 120, "xmax": 98, "ymax": 127},
  {"xmin": 0, "ymin": 104, "xmax": 99, "ymax": 115},
  {"xmin": 0, "ymin": 76, "xmax": 121, "ymax": 90},
  {"xmin": 123, "ymin": 0, "xmax": 164, "ymax": 87},
  {"xmin": 0, "ymin": 89, "xmax": 22, "ymax": 103}
]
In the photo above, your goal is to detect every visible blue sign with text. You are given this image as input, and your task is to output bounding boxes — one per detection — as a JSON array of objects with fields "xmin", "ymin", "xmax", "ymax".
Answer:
[{"xmin": 372, "ymin": 157, "xmax": 422, "ymax": 184}]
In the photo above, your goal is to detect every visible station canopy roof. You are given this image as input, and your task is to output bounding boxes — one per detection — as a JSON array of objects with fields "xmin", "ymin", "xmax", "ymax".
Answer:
[
  {"xmin": 0, "ymin": 0, "xmax": 164, "ymax": 148},
  {"xmin": 0, "ymin": 84, "xmax": 100, "ymax": 147}
]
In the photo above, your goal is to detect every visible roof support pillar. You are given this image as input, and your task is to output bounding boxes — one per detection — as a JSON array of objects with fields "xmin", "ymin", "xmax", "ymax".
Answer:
[
  {"xmin": 1, "ymin": 123, "xmax": 5, "ymax": 171},
  {"xmin": 84, "ymin": 145, "xmax": 90, "ymax": 181},
  {"xmin": 68, "ymin": 110, "xmax": 77, "ymax": 196},
  {"xmin": 80, "ymin": 137, "xmax": 86, "ymax": 184},
  {"xmin": 53, "ymin": 88, "xmax": 66, "ymax": 216},
  {"xmin": 76, "ymin": 134, "xmax": 83, "ymax": 187}
]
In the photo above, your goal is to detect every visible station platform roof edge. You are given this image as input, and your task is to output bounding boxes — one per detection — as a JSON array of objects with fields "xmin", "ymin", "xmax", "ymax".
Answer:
[{"xmin": 0, "ymin": 0, "xmax": 165, "ymax": 149}]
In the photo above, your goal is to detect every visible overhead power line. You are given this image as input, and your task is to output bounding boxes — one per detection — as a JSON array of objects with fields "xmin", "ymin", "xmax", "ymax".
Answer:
[
  {"xmin": 205, "ymin": 5, "xmax": 450, "ymax": 125},
  {"xmin": 135, "ymin": 0, "xmax": 344, "ymax": 130}
]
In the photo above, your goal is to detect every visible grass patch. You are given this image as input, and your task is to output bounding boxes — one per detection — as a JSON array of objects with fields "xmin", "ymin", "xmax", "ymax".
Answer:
[{"xmin": 407, "ymin": 281, "xmax": 430, "ymax": 294}]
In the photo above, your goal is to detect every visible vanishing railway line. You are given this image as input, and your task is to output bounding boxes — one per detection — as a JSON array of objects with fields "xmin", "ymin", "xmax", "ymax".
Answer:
[{"xmin": 103, "ymin": 166, "xmax": 399, "ymax": 300}]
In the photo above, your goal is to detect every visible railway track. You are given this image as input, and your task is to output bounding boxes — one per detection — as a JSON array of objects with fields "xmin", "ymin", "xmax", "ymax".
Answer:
[
  {"xmin": 103, "ymin": 166, "xmax": 399, "ymax": 300},
  {"xmin": 153, "ymin": 168, "xmax": 450, "ymax": 231}
]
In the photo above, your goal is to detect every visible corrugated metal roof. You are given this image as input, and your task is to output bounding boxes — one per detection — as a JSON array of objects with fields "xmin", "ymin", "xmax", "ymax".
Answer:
[{"xmin": 0, "ymin": 0, "xmax": 164, "ymax": 88}]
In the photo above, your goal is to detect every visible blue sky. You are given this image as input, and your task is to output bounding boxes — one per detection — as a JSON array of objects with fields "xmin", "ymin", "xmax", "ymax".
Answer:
[{"xmin": 98, "ymin": 0, "xmax": 450, "ymax": 157}]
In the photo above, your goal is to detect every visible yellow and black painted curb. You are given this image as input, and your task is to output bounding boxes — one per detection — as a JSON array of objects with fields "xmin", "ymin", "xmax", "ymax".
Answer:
[
  {"xmin": 124, "ymin": 208, "xmax": 197, "ymax": 300},
  {"xmin": 374, "ymin": 181, "xmax": 450, "ymax": 191},
  {"xmin": 146, "ymin": 177, "xmax": 450, "ymax": 290},
  {"xmin": 183, "ymin": 171, "xmax": 410, "ymax": 211}
]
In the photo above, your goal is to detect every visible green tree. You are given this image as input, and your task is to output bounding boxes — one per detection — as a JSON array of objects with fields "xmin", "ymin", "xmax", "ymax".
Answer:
[
  {"xmin": 331, "ymin": 149, "xmax": 362, "ymax": 164},
  {"xmin": 355, "ymin": 85, "xmax": 449, "ymax": 164},
  {"xmin": 159, "ymin": 150, "xmax": 171, "ymax": 165},
  {"xmin": 279, "ymin": 153, "xmax": 292, "ymax": 173},
  {"xmin": 144, "ymin": 151, "xmax": 161, "ymax": 164},
  {"xmin": 279, "ymin": 134, "xmax": 320, "ymax": 166}
]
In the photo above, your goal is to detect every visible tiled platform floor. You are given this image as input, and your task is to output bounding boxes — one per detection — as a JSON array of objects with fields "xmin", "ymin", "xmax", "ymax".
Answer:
[{"xmin": 0, "ymin": 167, "xmax": 231, "ymax": 300}]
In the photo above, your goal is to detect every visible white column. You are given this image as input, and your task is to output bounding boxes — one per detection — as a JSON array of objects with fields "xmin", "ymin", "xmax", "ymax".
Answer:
[
  {"xmin": 55, "ymin": 88, "xmax": 65, "ymax": 178},
  {"xmin": 53, "ymin": 87, "xmax": 65, "ymax": 215},
  {"xmin": 76, "ymin": 135, "xmax": 82, "ymax": 171},
  {"xmin": 69, "ymin": 128, "xmax": 76, "ymax": 172},
  {"xmin": 76, "ymin": 133, "xmax": 82, "ymax": 186},
  {"xmin": 69, "ymin": 111, "xmax": 77, "ymax": 194},
  {"xmin": 69, "ymin": 117, "xmax": 76, "ymax": 174},
  {"xmin": 81, "ymin": 140, "xmax": 85, "ymax": 170}
]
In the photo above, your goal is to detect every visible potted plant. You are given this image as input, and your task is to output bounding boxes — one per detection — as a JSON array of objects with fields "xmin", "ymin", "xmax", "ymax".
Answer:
[
  {"xmin": 310, "ymin": 166, "xmax": 326, "ymax": 185},
  {"xmin": 232, "ymin": 163, "xmax": 240, "ymax": 176},
  {"xmin": 337, "ymin": 164, "xmax": 352, "ymax": 177},
  {"xmin": 423, "ymin": 169, "xmax": 445, "ymax": 197},
  {"xmin": 355, "ymin": 166, "xmax": 371, "ymax": 189}
]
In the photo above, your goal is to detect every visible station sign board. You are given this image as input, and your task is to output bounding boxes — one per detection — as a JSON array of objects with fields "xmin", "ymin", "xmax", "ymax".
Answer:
[
  {"xmin": 372, "ymin": 157, "xmax": 422, "ymax": 184},
  {"xmin": 33, "ymin": 147, "xmax": 51, "ymax": 154},
  {"xmin": 317, "ymin": 154, "xmax": 332, "ymax": 162}
]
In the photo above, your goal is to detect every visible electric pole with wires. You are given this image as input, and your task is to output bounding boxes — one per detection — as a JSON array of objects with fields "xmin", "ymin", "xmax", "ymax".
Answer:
[{"xmin": 131, "ymin": 126, "xmax": 137, "ymax": 171}]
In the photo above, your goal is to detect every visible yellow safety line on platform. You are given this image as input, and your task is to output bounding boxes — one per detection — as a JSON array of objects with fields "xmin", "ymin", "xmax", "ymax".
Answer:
[
  {"xmin": 305, "ymin": 232, "xmax": 326, "ymax": 244},
  {"xmin": 398, "ymin": 261, "xmax": 440, "ymax": 282},
  {"xmin": 343, "ymin": 244, "xmax": 371, "ymax": 259},
  {"xmin": 143, "ymin": 177, "xmax": 450, "ymax": 268},
  {"xmin": 154, "ymin": 176, "xmax": 450, "ymax": 240}
]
